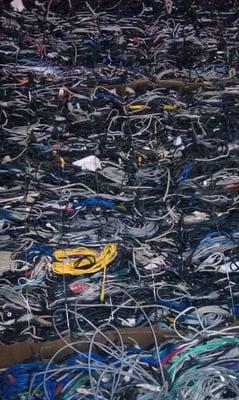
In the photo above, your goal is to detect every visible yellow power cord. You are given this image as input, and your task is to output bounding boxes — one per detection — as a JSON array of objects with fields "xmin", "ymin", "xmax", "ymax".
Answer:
[
  {"xmin": 128, "ymin": 104, "xmax": 150, "ymax": 111},
  {"xmin": 128, "ymin": 104, "xmax": 177, "ymax": 111},
  {"xmin": 51, "ymin": 243, "xmax": 117, "ymax": 302},
  {"xmin": 161, "ymin": 104, "xmax": 177, "ymax": 111}
]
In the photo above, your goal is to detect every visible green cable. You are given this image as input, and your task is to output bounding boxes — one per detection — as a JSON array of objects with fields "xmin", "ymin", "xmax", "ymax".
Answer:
[
  {"xmin": 168, "ymin": 338, "xmax": 239, "ymax": 378},
  {"xmin": 62, "ymin": 374, "xmax": 89, "ymax": 400}
]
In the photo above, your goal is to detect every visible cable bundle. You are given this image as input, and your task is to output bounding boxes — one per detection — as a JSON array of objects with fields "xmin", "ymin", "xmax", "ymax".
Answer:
[
  {"xmin": 52, "ymin": 243, "xmax": 117, "ymax": 301},
  {"xmin": 0, "ymin": 0, "xmax": 239, "ymax": 345},
  {"xmin": 52, "ymin": 244, "xmax": 117, "ymax": 276},
  {"xmin": 1, "ymin": 334, "xmax": 239, "ymax": 400}
]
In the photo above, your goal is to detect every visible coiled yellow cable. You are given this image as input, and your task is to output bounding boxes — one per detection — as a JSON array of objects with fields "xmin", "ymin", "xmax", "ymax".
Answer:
[{"xmin": 51, "ymin": 243, "xmax": 117, "ymax": 302}]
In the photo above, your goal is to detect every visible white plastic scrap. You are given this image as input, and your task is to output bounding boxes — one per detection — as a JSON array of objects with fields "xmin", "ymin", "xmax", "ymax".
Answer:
[
  {"xmin": 72, "ymin": 155, "xmax": 102, "ymax": 172},
  {"xmin": 11, "ymin": 0, "xmax": 25, "ymax": 12}
]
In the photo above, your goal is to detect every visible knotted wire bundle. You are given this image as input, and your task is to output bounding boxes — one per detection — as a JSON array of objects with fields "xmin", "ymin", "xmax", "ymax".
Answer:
[{"xmin": 0, "ymin": 0, "xmax": 239, "ymax": 345}]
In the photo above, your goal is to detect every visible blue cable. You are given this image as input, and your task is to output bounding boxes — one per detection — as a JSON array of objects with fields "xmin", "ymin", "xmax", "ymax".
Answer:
[
  {"xmin": 73, "ymin": 197, "xmax": 115, "ymax": 209},
  {"xmin": 179, "ymin": 162, "xmax": 192, "ymax": 183}
]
